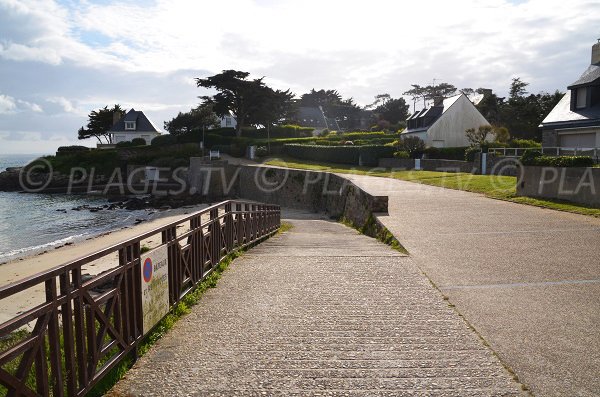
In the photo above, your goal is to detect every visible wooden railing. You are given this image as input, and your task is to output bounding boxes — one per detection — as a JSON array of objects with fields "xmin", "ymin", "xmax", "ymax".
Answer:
[{"xmin": 0, "ymin": 200, "xmax": 280, "ymax": 396}]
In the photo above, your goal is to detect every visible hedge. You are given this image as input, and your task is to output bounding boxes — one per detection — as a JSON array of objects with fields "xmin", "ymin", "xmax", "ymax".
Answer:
[
  {"xmin": 151, "ymin": 134, "xmax": 177, "ymax": 147},
  {"xmin": 283, "ymin": 144, "xmax": 360, "ymax": 165},
  {"xmin": 56, "ymin": 145, "xmax": 90, "ymax": 156},
  {"xmin": 510, "ymin": 139, "xmax": 541, "ymax": 148},
  {"xmin": 358, "ymin": 145, "xmax": 395, "ymax": 167},
  {"xmin": 520, "ymin": 150, "xmax": 594, "ymax": 167},
  {"xmin": 423, "ymin": 147, "xmax": 467, "ymax": 161}
]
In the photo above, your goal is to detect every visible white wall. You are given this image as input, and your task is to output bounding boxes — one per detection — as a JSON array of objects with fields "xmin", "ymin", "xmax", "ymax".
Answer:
[
  {"xmin": 220, "ymin": 115, "xmax": 237, "ymax": 129},
  {"xmin": 426, "ymin": 95, "xmax": 490, "ymax": 147},
  {"xmin": 113, "ymin": 131, "xmax": 160, "ymax": 145}
]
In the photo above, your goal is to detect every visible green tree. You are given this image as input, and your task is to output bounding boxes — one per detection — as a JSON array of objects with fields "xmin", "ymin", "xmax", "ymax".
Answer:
[
  {"xmin": 374, "ymin": 97, "xmax": 409, "ymax": 124},
  {"xmin": 250, "ymin": 87, "xmax": 295, "ymax": 127},
  {"xmin": 297, "ymin": 89, "xmax": 363, "ymax": 130},
  {"xmin": 465, "ymin": 125, "xmax": 493, "ymax": 146},
  {"xmin": 196, "ymin": 70, "xmax": 267, "ymax": 137},
  {"xmin": 164, "ymin": 104, "xmax": 219, "ymax": 136},
  {"xmin": 298, "ymin": 89, "xmax": 342, "ymax": 107},
  {"xmin": 400, "ymin": 136, "xmax": 426, "ymax": 158},
  {"xmin": 77, "ymin": 104, "xmax": 123, "ymax": 144}
]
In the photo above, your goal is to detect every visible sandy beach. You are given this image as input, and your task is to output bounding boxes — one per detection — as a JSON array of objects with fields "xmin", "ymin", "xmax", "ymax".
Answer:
[{"xmin": 0, "ymin": 204, "xmax": 208, "ymax": 324}]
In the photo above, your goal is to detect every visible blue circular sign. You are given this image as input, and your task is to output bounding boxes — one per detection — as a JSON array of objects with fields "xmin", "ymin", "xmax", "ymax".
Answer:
[{"xmin": 143, "ymin": 258, "xmax": 153, "ymax": 283}]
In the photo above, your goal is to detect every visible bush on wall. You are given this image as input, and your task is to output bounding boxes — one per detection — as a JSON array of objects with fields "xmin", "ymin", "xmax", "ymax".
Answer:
[{"xmin": 520, "ymin": 149, "xmax": 594, "ymax": 167}]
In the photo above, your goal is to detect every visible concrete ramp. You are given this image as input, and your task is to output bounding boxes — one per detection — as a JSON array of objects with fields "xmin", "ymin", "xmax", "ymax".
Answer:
[{"xmin": 109, "ymin": 217, "xmax": 524, "ymax": 396}]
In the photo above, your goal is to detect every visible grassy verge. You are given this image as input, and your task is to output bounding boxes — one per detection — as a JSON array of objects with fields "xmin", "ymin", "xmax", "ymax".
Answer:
[
  {"xmin": 264, "ymin": 157, "xmax": 600, "ymax": 218},
  {"xmin": 341, "ymin": 215, "xmax": 408, "ymax": 255}
]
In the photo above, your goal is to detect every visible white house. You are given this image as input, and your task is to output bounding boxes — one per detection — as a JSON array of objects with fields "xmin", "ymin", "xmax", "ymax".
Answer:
[
  {"xmin": 108, "ymin": 109, "xmax": 161, "ymax": 145},
  {"xmin": 541, "ymin": 40, "xmax": 600, "ymax": 148},
  {"xmin": 402, "ymin": 93, "xmax": 490, "ymax": 148},
  {"xmin": 219, "ymin": 112, "xmax": 237, "ymax": 129}
]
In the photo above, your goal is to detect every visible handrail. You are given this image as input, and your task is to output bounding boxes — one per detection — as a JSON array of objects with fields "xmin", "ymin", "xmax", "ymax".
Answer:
[{"xmin": 0, "ymin": 199, "xmax": 281, "ymax": 397}]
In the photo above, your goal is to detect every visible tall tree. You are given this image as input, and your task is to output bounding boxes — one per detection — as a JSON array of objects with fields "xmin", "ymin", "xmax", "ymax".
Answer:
[
  {"xmin": 196, "ymin": 70, "xmax": 267, "ymax": 137},
  {"xmin": 298, "ymin": 89, "xmax": 342, "ymax": 107},
  {"xmin": 250, "ymin": 88, "xmax": 295, "ymax": 127},
  {"xmin": 373, "ymin": 97, "xmax": 410, "ymax": 124},
  {"xmin": 403, "ymin": 84, "xmax": 427, "ymax": 111},
  {"xmin": 77, "ymin": 104, "xmax": 123, "ymax": 144},
  {"xmin": 164, "ymin": 103, "xmax": 219, "ymax": 136}
]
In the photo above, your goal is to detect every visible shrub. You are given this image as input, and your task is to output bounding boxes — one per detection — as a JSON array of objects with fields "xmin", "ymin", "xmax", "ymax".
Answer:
[
  {"xmin": 283, "ymin": 144, "xmax": 360, "ymax": 165},
  {"xmin": 358, "ymin": 145, "xmax": 396, "ymax": 167},
  {"xmin": 400, "ymin": 136, "xmax": 426, "ymax": 158},
  {"xmin": 56, "ymin": 145, "xmax": 90, "ymax": 156},
  {"xmin": 465, "ymin": 146, "xmax": 481, "ymax": 162},
  {"xmin": 511, "ymin": 139, "xmax": 541, "ymax": 148},
  {"xmin": 57, "ymin": 145, "xmax": 90, "ymax": 153},
  {"xmin": 393, "ymin": 151, "xmax": 410, "ymax": 159},
  {"xmin": 151, "ymin": 134, "xmax": 177, "ymax": 147},
  {"xmin": 423, "ymin": 147, "xmax": 467, "ymax": 161},
  {"xmin": 116, "ymin": 141, "xmax": 134, "ymax": 148},
  {"xmin": 131, "ymin": 138, "xmax": 147, "ymax": 146},
  {"xmin": 493, "ymin": 126, "xmax": 510, "ymax": 143},
  {"xmin": 520, "ymin": 150, "xmax": 593, "ymax": 167},
  {"xmin": 255, "ymin": 146, "xmax": 268, "ymax": 157}
]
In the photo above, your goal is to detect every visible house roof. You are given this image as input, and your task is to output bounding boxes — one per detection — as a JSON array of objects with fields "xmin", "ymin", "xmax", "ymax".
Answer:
[
  {"xmin": 109, "ymin": 109, "xmax": 161, "ymax": 133},
  {"xmin": 540, "ymin": 90, "xmax": 600, "ymax": 128},
  {"xmin": 404, "ymin": 94, "xmax": 463, "ymax": 132},
  {"xmin": 295, "ymin": 106, "xmax": 328, "ymax": 128},
  {"xmin": 567, "ymin": 64, "xmax": 600, "ymax": 89}
]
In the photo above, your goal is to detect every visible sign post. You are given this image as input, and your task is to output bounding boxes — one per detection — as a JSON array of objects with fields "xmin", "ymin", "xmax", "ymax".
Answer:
[{"xmin": 140, "ymin": 246, "xmax": 169, "ymax": 335}]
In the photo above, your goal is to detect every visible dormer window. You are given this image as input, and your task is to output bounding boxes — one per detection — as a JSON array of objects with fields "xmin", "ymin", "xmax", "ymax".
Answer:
[
  {"xmin": 124, "ymin": 121, "xmax": 136, "ymax": 130},
  {"xmin": 576, "ymin": 87, "xmax": 587, "ymax": 109}
]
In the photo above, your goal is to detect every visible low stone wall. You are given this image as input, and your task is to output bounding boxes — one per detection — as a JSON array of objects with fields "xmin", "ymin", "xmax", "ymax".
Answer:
[
  {"xmin": 474, "ymin": 154, "xmax": 522, "ymax": 177},
  {"xmin": 378, "ymin": 158, "xmax": 475, "ymax": 173},
  {"xmin": 235, "ymin": 165, "xmax": 388, "ymax": 228},
  {"xmin": 516, "ymin": 166, "xmax": 600, "ymax": 206}
]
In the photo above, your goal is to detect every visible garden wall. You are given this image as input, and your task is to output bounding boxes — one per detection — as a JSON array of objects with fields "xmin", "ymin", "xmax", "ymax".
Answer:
[
  {"xmin": 516, "ymin": 166, "xmax": 600, "ymax": 206},
  {"xmin": 378, "ymin": 158, "xmax": 476, "ymax": 173}
]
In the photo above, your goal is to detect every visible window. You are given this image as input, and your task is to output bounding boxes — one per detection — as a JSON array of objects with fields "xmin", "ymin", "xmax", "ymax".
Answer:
[
  {"xmin": 225, "ymin": 117, "xmax": 232, "ymax": 127},
  {"xmin": 576, "ymin": 87, "xmax": 587, "ymax": 109},
  {"xmin": 124, "ymin": 121, "xmax": 136, "ymax": 130}
]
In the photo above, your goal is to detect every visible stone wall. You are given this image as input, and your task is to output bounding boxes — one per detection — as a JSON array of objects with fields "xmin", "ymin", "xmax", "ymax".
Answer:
[
  {"xmin": 235, "ymin": 165, "xmax": 388, "ymax": 227},
  {"xmin": 516, "ymin": 166, "xmax": 600, "ymax": 206},
  {"xmin": 474, "ymin": 154, "xmax": 522, "ymax": 177},
  {"xmin": 378, "ymin": 158, "xmax": 475, "ymax": 173}
]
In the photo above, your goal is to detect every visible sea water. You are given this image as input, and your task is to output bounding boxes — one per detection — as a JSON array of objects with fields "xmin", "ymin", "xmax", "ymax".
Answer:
[{"xmin": 0, "ymin": 154, "xmax": 153, "ymax": 263}]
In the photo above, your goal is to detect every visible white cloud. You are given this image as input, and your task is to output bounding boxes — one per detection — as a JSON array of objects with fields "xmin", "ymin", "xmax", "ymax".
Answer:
[
  {"xmin": 1, "ymin": 0, "xmax": 600, "ymax": 154},
  {"xmin": 0, "ymin": 94, "xmax": 17, "ymax": 114},
  {"xmin": 46, "ymin": 96, "xmax": 77, "ymax": 113},
  {"xmin": 17, "ymin": 99, "xmax": 42, "ymax": 113}
]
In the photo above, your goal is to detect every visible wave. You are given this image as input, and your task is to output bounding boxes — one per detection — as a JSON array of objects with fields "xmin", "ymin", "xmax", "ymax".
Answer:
[{"xmin": 0, "ymin": 233, "xmax": 90, "ymax": 261}]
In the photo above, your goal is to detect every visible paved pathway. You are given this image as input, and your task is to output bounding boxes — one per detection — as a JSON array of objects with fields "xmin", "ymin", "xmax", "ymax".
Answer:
[
  {"xmin": 110, "ymin": 215, "xmax": 524, "ymax": 396},
  {"xmin": 344, "ymin": 174, "xmax": 600, "ymax": 397}
]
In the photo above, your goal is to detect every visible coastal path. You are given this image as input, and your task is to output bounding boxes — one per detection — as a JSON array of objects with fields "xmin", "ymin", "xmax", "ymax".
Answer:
[
  {"xmin": 344, "ymin": 174, "xmax": 600, "ymax": 397},
  {"xmin": 110, "ymin": 212, "xmax": 525, "ymax": 396}
]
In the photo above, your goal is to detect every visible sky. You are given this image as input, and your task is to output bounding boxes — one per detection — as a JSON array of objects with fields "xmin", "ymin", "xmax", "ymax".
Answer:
[{"xmin": 0, "ymin": 0, "xmax": 599, "ymax": 154}]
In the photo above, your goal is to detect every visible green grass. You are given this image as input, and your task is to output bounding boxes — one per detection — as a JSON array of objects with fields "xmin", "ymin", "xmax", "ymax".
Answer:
[
  {"xmin": 277, "ymin": 222, "xmax": 294, "ymax": 234},
  {"xmin": 264, "ymin": 157, "xmax": 600, "ymax": 218}
]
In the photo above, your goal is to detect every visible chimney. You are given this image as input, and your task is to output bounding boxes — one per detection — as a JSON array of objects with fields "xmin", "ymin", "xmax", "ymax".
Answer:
[
  {"xmin": 592, "ymin": 39, "xmax": 600, "ymax": 65},
  {"xmin": 433, "ymin": 96, "xmax": 444, "ymax": 106},
  {"xmin": 112, "ymin": 110, "xmax": 122, "ymax": 126}
]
